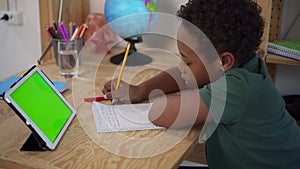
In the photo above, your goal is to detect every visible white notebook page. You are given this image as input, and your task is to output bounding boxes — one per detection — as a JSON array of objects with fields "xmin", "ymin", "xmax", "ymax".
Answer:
[{"xmin": 92, "ymin": 102, "xmax": 164, "ymax": 132}]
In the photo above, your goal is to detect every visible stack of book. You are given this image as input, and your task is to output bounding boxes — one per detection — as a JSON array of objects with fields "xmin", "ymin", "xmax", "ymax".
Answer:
[{"xmin": 267, "ymin": 40, "xmax": 300, "ymax": 61}]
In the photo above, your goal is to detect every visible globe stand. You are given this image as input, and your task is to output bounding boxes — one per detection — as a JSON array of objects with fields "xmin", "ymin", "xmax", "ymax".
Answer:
[{"xmin": 110, "ymin": 37, "xmax": 152, "ymax": 66}]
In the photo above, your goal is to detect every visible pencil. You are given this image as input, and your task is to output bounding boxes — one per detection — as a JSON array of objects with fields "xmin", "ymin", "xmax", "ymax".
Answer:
[
  {"xmin": 53, "ymin": 20, "xmax": 58, "ymax": 31},
  {"xmin": 115, "ymin": 43, "xmax": 131, "ymax": 90},
  {"xmin": 79, "ymin": 24, "xmax": 88, "ymax": 38},
  {"xmin": 60, "ymin": 22, "xmax": 69, "ymax": 40},
  {"xmin": 69, "ymin": 22, "xmax": 73, "ymax": 36},
  {"xmin": 59, "ymin": 22, "xmax": 70, "ymax": 41},
  {"xmin": 70, "ymin": 27, "xmax": 78, "ymax": 41},
  {"xmin": 77, "ymin": 25, "xmax": 84, "ymax": 38},
  {"xmin": 46, "ymin": 26, "xmax": 54, "ymax": 38}
]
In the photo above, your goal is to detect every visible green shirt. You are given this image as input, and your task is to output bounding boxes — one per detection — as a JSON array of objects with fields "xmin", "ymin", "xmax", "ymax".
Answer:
[{"xmin": 200, "ymin": 56, "xmax": 300, "ymax": 169}]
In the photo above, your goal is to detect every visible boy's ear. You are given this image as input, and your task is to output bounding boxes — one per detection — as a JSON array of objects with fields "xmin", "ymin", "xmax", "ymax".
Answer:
[{"xmin": 220, "ymin": 52, "xmax": 235, "ymax": 71}]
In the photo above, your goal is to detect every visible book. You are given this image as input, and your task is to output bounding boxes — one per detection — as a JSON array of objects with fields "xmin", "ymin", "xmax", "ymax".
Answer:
[
  {"xmin": 267, "ymin": 47, "xmax": 300, "ymax": 61},
  {"xmin": 267, "ymin": 40, "xmax": 300, "ymax": 61},
  {"xmin": 0, "ymin": 76, "xmax": 69, "ymax": 99},
  {"xmin": 92, "ymin": 102, "xmax": 164, "ymax": 132},
  {"xmin": 269, "ymin": 40, "xmax": 300, "ymax": 51}
]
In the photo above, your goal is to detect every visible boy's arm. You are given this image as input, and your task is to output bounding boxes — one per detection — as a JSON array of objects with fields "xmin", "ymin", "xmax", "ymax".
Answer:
[
  {"xmin": 102, "ymin": 67, "xmax": 186, "ymax": 103},
  {"xmin": 138, "ymin": 67, "xmax": 186, "ymax": 100},
  {"xmin": 148, "ymin": 89, "xmax": 209, "ymax": 128}
]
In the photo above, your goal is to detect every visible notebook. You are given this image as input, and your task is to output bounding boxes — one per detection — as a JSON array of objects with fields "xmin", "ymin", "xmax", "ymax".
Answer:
[
  {"xmin": 0, "ymin": 76, "xmax": 69, "ymax": 99},
  {"xmin": 92, "ymin": 102, "xmax": 164, "ymax": 132},
  {"xmin": 269, "ymin": 40, "xmax": 300, "ymax": 52},
  {"xmin": 267, "ymin": 40, "xmax": 300, "ymax": 61},
  {"xmin": 3, "ymin": 66, "xmax": 75, "ymax": 151}
]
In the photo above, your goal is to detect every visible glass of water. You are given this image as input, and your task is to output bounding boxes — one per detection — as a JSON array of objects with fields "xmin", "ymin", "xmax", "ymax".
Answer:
[{"xmin": 58, "ymin": 40, "xmax": 79, "ymax": 78}]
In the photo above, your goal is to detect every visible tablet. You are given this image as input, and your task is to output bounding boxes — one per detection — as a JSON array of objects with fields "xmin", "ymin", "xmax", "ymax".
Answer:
[{"xmin": 4, "ymin": 66, "xmax": 76, "ymax": 151}]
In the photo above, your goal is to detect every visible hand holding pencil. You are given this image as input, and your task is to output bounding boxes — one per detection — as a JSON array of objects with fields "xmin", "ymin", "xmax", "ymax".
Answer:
[
  {"xmin": 85, "ymin": 43, "xmax": 132, "ymax": 104},
  {"xmin": 112, "ymin": 43, "xmax": 131, "ymax": 104},
  {"xmin": 101, "ymin": 79, "xmax": 145, "ymax": 104}
]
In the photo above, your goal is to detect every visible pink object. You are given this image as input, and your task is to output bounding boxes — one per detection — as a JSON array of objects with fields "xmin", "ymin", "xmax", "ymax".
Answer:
[{"xmin": 84, "ymin": 13, "xmax": 117, "ymax": 54}]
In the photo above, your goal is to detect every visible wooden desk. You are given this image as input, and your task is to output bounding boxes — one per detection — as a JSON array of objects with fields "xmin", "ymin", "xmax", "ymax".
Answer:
[{"xmin": 0, "ymin": 47, "xmax": 202, "ymax": 169}]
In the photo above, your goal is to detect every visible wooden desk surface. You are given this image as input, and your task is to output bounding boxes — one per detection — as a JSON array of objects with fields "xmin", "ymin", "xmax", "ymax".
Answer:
[{"xmin": 0, "ymin": 47, "xmax": 202, "ymax": 169}]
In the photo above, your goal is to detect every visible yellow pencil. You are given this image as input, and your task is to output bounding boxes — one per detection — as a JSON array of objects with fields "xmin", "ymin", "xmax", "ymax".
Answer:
[{"xmin": 115, "ymin": 43, "xmax": 131, "ymax": 90}]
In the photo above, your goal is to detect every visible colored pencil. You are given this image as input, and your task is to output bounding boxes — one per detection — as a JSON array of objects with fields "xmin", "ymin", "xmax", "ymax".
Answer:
[{"xmin": 115, "ymin": 43, "xmax": 131, "ymax": 90}]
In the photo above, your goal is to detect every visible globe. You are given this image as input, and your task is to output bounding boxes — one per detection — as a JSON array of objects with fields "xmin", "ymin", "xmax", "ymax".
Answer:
[{"xmin": 104, "ymin": 0, "xmax": 158, "ymax": 38}]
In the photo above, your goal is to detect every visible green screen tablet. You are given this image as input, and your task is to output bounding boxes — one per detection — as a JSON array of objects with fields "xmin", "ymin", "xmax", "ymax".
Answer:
[{"xmin": 4, "ymin": 66, "xmax": 76, "ymax": 150}]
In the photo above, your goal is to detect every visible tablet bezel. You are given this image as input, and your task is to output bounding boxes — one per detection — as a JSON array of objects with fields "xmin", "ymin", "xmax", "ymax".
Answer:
[{"xmin": 4, "ymin": 66, "xmax": 76, "ymax": 150}]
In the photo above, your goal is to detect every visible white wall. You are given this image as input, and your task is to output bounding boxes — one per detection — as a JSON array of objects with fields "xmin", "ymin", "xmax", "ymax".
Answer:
[
  {"xmin": 276, "ymin": 65, "xmax": 300, "ymax": 95},
  {"xmin": 0, "ymin": 0, "xmax": 41, "ymax": 79},
  {"xmin": 89, "ymin": 0, "xmax": 104, "ymax": 13},
  {"xmin": 280, "ymin": 0, "xmax": 300, "ymax": 40}
]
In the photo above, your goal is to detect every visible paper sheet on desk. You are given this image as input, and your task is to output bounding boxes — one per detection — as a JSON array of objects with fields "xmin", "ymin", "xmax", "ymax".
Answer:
[{"xmin": 92, "ymin": 102, "xmax": 164, "ymax": 132}]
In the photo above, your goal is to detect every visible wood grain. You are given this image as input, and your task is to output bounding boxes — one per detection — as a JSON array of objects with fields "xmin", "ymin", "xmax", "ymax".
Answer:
[
  {"xmin": 39, "ymin": 0, "xmax": 53, "ymax": 61},
  {"xmin": 266, "ymin": 54, "xmax": 300, "ymax": 66},
  {"xmin": 0, "ymin": 47, "xmax": 202, "ymax": 169},
  {"xmin": 268, "ymin": 0, "xmax": 284, "ymax": 41},
  {"xmin": 255, "ymin": 0, "xmax": 272, "ymax": 59}
]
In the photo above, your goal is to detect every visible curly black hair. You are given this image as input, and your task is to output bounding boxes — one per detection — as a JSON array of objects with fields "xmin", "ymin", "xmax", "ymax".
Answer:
[{"xmin": 177, "ymin": 0, "xmax": 264, "ymax": 66}]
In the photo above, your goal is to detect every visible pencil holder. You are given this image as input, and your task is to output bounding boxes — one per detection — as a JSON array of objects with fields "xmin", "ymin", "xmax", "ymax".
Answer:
[{"xmin": 52, "ymin": 38, "xmax": 84, "ymax": 65}]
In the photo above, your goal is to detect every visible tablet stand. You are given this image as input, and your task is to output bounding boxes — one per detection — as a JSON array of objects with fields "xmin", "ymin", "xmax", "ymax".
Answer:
[
  {"xmin": 109, "ymin": 37, "xmax": 152, "ymax": 66},
  {"xmin": 20, "ymin": 133, "xmax": 48, "ymax": 151}
]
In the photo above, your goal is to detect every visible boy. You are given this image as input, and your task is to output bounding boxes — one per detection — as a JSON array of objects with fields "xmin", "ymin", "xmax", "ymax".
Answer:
[{"xmin": 102, "ymin": 0, "xmax": 300, "ymax": 168}]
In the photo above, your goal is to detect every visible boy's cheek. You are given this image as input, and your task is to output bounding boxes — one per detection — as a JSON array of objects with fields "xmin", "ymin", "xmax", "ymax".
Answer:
[
  {"xmin": 183, "ymin": 72, "xmax": 198, "ymax": 88},
  {"xmin": 178, "ymin": 64, "xmax": 199, "ymax": 87},
  {"xmin": 181, "ymin": 73, "xmax": 190, "ymax": 85},
  {"xmin": 178, "ymin": 65, "xmax": 190, "ymax": 82},
  {"xmin": 178, "ymin": 63, "xmax": 187, "ymax": 73}
]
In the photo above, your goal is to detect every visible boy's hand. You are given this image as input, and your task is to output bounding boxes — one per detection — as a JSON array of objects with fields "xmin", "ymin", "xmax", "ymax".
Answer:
[{"xmin": 102, "ymin": 79, "xmax": 144, "ymax": 104}]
